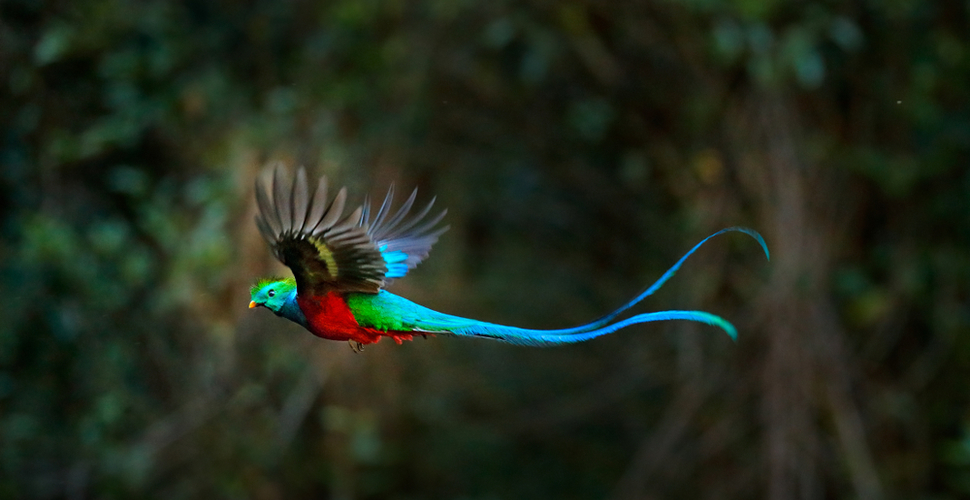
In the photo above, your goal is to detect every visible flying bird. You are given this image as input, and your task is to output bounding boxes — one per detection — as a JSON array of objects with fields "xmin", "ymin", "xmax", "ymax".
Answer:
[{"xmin": 250, "ymin": 166, "xmax": 769, "ymax": 351}]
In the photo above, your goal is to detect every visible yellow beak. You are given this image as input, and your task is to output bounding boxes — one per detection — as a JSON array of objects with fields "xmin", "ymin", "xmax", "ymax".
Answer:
[{"xmin": 249, "ymin": 301, "xmax": 257, "ymax": 309}]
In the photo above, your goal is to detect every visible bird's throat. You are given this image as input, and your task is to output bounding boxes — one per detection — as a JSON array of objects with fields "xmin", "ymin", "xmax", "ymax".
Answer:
[{"xmin": 278, "ymin": 290, "xmax": 309, "ymax": 328}]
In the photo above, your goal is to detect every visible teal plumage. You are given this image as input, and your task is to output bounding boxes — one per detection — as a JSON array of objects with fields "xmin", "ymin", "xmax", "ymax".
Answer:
[
  {"xmin": 249, "ymin": 166, "xmax": 769, "ymax": 349},
  {"xmin": 344, "ymin": 226, "xmax": 766, "ymax": 345}
]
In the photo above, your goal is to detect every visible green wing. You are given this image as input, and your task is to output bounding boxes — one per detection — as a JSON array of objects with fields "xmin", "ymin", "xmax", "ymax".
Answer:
[{"xmin": 254, "ymin": 166, "xmax": 386, "ymax": 295}]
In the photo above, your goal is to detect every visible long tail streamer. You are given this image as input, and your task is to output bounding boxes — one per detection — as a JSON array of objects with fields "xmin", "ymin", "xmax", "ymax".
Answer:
[{"xmin": 419, "ymin": 227, "xmax": 769, "ymax": 346}]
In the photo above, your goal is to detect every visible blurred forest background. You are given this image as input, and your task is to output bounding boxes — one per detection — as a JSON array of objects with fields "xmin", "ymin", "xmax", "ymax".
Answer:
[{"xmin": 2, "ymin": 0, "xmax": 969, "ymax": 498}]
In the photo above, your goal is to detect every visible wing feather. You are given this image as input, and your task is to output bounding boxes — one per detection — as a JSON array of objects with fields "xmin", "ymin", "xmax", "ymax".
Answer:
[
  {"xmin": 273, "ymin": 167, "xmax": 292, "ymax": 234},
  {"xmin": 255, "ymin": 166, "xmax": 388, "ymax": 295},
  {"xmin": 254, "ymin": 214, "xmax": 276, "ymax": 246},
  {"xmin": 292, "ymin": 167, "xmax": 309, "ymax": 232},
  {"xmin": 316, "ymin": 187, "xmax": 347, "ymax": 234},
  {"xmin": 378, "ymin": 188, "xmax": 417, "ymax": 236},
  {"xmin": 255, "ymin": 165, "xmax": 449, "ymax": 292},
  {"xmin": 370, "ymin": 184, "xmax": 395, "ymax": 230},
  {"xmin": 255, "ymin": 176, "xmax": 282, "ymax": 235},
  {"xmin": 304, "ymin": 176, "xmax": 329, "ymax": 234},
  {"xmin": 359, "ymin": 184, "xmax": 449, "ymax": 281}
]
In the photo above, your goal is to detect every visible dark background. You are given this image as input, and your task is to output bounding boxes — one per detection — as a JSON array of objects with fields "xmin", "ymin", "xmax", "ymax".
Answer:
[{"xmin": 2, "ymin": 0, "xmax": 969, "ymax": 498}]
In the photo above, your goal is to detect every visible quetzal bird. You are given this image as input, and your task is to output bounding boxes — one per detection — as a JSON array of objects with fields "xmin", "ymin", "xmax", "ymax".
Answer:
[{"xmin": 249, "ymin": 167, "xmax": 769, "ymax": 350}]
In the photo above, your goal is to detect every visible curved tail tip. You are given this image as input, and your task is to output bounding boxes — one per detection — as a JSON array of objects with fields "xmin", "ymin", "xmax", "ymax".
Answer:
[
  {"xmin": 753, "ymin": 232, "xmax": 770, "ymax": 262},
  {"xmin": 700, "ymin": 311, "xmax": 739, "ymax": 342},
  {"xmin": 724, "ymin": 226, "xmax": 770, "ymax": 262}
]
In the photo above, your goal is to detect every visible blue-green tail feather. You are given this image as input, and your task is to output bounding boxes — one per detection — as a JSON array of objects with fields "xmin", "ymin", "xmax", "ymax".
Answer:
[
  {"xmin": 446, "ymin": 226, "xmax": 766, "ymax": 338},
  {"xmin": 443, "ymin": 310, "xmax": 737, "ymax": 346},
  {"xmin": 524, "ymin": 226, "xmax": 767, "ymax": 336},
  {"xmin": 361, "ymin": 226, "xmax": 767, "ymax": 346}
]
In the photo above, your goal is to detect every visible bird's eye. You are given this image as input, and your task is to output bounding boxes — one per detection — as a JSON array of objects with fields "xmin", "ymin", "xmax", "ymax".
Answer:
[{"xmin": 267, "ymin": 289, "xmax": 275, "ymax": 297}]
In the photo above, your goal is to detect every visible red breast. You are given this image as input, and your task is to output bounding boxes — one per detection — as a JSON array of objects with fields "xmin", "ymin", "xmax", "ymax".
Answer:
[{"xmin": 296, "ymin": 292, "xmax": 384, "ymax": 344}]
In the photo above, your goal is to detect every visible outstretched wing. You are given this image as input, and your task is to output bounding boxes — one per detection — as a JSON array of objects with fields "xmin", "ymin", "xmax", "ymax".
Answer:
[
  {"xmin": 254, "ymin": 165, "xmax": 450, "ymax": 294},
  {"xmin": 359, "ymin": 185, "xmax": 449, "ymax": 281},
  {"xmin": 254, "ymin": 166, "xmax": 386, "ymax": 295}
]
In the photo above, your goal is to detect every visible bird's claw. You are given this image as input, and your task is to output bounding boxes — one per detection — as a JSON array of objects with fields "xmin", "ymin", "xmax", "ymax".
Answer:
[{"xmin": 348, "ymin": 340, "xmax": 364, "ymax": 353}]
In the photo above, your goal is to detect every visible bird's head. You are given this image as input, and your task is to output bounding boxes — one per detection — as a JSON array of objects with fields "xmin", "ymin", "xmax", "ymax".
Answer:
[{"xmin": 249, "ymin": 277, "xmax": 297, "ymax": 314}]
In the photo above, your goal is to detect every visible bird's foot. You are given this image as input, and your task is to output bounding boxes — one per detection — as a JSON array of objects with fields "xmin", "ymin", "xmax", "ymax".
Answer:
[{"xmin": 348, "ymin": 340, "xmax": 364, "ymax": 353}]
